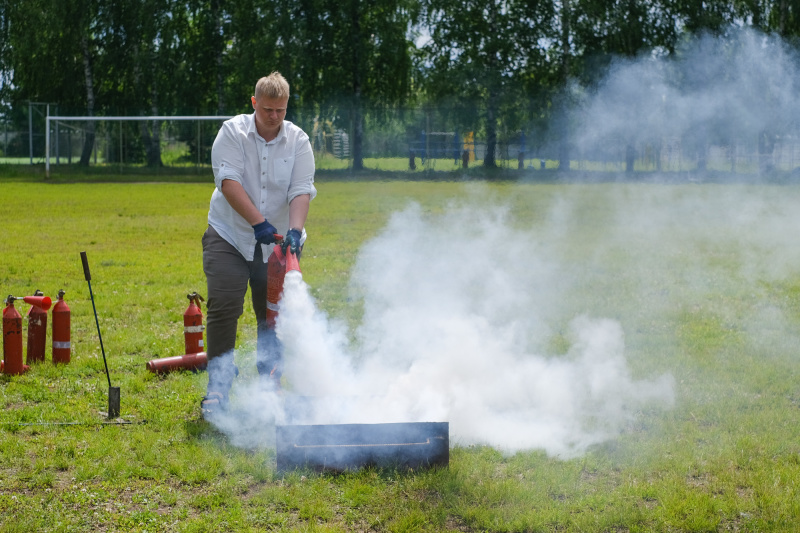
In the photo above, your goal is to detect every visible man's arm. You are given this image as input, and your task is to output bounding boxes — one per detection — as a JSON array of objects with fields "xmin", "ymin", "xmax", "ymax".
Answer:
[
  {"xmin": 220, "ymin": 179, "xmax": 266, "ymax": 225},
  {"xmin": 288, "ymin": 194, "xmax": 311, "ymax": 230}
]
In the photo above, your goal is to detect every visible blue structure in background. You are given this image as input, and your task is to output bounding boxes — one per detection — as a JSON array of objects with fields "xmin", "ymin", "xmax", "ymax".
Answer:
[
  {"xmin": 409, "ymin": 130, "xmax": 538, "ymax": 169},
  {"xmin": 416, "ymin": 130, "xmax": 460, "ymax": 163}
]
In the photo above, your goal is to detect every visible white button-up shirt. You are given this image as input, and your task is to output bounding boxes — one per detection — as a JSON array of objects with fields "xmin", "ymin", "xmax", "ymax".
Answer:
[{"xmin": 208, "ymin": 113, "xmax": 317, "ymax": 261}]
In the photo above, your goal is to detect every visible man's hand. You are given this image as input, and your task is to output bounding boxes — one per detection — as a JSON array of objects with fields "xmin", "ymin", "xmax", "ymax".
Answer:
[
  {"xmin": 282, "ymin": 228, "xmax": 302, "ymax": 255},
  {"xmin": 252, "ymin": 219, "xmax": 278, "ymax": 245}
]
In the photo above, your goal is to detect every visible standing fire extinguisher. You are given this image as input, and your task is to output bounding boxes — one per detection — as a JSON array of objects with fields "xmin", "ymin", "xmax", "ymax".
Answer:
[
  {"xmin": 145, "ymin": 293, "xmax": 208, "ymax": 374},
  {"xmin": 3, "ymin": 295, "xmax": 50, "ymax": 374},
  {"xmin": 3, "ymin": 296, "xmax": 24, "ymax": 375},
  {"xmin": 184, "ymin": 292, "xmax": 204, "ymax": 355},
  {"xmin": 26, "ymin": 290, "xmax": 48, "ymax": 364},
  {"xmin": 52, "ymin": 289, "xmax": 71, "ymax": 364}
]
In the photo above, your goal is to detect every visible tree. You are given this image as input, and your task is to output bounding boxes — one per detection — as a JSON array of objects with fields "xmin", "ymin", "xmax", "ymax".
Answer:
[
  {"xmin": 223, "ymin": 0, "xmax": 281, "ymax": 112},
  {"xmin": 557, "ymin": 0, "xmax": 571, "ymax": 169},
  {"xmin": 75, "ymin": 0, "xmax": 98, "ymax": 166},
  {"xmin": 567, "ymin": 0, "xmax": 683, "ymax": 171},
  {"xmin": 215, "ymin": 0, "xmax": 419, "ymax": 171},
  {"xmin": 3, "ymin": 0, "xmax": 191, "ymax": 165},
  {"xmin": 0, "ymin": 0, "xmax": 10, "ymax": 112},
  {"xmin": 300, "ymin": 0, "xmax": 419, "ymax": 170},
  {"xmin": 93, "ymin": 0, "xmax": 187, "ymax": 166},
  {"xmin": 674, "ymin": 0, "xmax": 739, "ymax": 34},
  {"xmin": 421, "ymin": 0, "xmax": 556, "ymax": 168},
  {"xmin": 4, "ymin": 0, "xmax": 97, "ymax": 160}
]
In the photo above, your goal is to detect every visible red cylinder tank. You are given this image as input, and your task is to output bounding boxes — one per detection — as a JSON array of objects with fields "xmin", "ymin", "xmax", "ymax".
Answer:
[
  {"xmin": 183, "ymin": 292, "xmax": 205, "ymax": 355},
  {"xmin": 266, "ymin": 244, "xmax": 302, "ymax": 329},
  {"xmin": 3, "ymin": 297, "xmax": 25, "ymax": 375},
  {"xmin": 146, "ymin": 352, "xmax": 208, "ymax": 373},
  {"xmin": 52, "ymin": 289, "xmax": 71, "ymax": 364},
  {"xmin": 26, "ymin": 290, "xmax": 48, "ymax": 364},
  {"xmin": 266, "ymin": 245, "xmax": 287, "ymax": 329}
]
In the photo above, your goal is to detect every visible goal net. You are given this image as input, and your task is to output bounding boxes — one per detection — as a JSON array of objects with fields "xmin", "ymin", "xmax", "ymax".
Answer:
[{"xmin": 45, "ymin": 115, "xmax": 233, "ymax": 176}]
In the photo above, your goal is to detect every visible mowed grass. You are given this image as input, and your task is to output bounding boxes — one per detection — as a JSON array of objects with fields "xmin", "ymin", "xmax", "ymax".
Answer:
[{"xmin": 2, "ymin": 173, "xmax": 800, "ymax": 531}]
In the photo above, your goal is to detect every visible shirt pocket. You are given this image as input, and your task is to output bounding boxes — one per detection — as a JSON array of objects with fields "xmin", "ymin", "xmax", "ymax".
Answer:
[{"xmin": 274, "ymin": 155, "xmax": 295, "ymax": 186}]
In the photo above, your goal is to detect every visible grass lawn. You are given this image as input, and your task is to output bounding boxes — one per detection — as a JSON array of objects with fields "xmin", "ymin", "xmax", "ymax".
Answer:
[{"xmin": 2, "ymin": 172, "xmax": 800, "ymax": 531}]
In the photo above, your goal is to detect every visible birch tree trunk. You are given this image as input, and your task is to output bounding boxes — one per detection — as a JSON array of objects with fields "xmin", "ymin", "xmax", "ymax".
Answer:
[{"xmin": 79, "ymin": 34, "xmax": 96, "ymax": 166}]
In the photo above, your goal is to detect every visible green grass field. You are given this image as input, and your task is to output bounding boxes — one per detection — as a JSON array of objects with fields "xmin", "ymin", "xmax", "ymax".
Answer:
[{"xmin": 2, "ymin": 171, "xmax": 800, "ymax": 531}]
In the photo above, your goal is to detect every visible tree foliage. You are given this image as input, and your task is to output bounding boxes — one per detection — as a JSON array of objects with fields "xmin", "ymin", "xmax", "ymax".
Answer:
[
  {"xmin": 420, "ymin": 0, "xmax": 556, "ymax": 166},
  {"xmin": 2, "ymin": 0, "xmax": 799, "ymax": 166}
]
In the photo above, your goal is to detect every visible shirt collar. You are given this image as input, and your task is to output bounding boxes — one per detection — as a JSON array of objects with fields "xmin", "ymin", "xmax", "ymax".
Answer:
[{"xmin": 248, "ymin": 112, "xmax": 287, "ymax": 143}]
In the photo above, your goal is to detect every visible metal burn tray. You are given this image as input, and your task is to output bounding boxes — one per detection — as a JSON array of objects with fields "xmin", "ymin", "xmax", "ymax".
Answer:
[{"xmin": 276, "ymin": 421, "xmax": 449, "ymax": 472}]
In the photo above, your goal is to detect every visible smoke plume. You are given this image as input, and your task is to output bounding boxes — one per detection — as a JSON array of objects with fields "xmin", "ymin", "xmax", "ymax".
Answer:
[
  {"xmin": 207, "ymin": 28, "xmax": 800, "ymax": 457},
  {"xmin": 572, "ymin": 28, "xmax": 800, "ymax": 172},
  {"xmin": 269, "ymin": 200, "xmax": 674, "ymax": 458}
]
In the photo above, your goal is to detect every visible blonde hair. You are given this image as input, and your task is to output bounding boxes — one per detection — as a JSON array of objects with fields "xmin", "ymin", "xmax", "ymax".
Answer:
[{"xmin": 255, "ymin": 72, "xmax": 290, "ymax": 100}]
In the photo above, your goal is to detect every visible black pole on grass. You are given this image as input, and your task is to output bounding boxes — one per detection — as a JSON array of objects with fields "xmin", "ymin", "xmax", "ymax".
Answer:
[{"xmin": 81, "ymin": 251, "xmax": 120, "ymax": 418}]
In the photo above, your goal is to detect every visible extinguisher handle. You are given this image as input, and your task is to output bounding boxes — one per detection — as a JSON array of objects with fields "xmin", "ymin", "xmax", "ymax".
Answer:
[{"xmin": 80, "ymin": 251, "xmax": 92, "ymax": 281}]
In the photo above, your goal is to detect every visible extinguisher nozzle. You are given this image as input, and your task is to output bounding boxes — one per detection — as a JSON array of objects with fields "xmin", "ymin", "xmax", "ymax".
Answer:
[
  {"xmin": 285, "ymin": 251, "xmax": 301, "ymax": 274},
  {"xmin": 22, "ymin": 295, "xmax": 52, "ymax": 311}
]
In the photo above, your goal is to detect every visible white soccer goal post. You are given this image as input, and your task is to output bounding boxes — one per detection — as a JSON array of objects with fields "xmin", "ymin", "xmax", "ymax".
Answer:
[{"xmin": 45, "ymin": 115, "xmax": 233, "ymax": 177}]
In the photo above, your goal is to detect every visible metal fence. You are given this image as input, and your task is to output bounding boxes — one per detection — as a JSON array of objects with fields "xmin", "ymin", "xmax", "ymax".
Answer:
[{"xmin": 4, "ymin": 105, "xmax": 800, "ymax": 176}]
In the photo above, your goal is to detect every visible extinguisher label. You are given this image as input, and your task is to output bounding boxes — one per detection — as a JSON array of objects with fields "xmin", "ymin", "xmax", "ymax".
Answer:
[
  {"xmin": 53, "ymin": 341, "xmax": 71, "ymax": 349},
  {"xmin": 199, "ymin": 340, "xmax": 204, "ymax": 347},
  {"xmin": 184, "ymin": 325, "xmax": 205, "ymax": 333}
]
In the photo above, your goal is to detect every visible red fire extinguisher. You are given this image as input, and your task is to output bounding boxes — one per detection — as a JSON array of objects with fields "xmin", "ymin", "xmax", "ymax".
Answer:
[
  {"xmin": 266, "ymin": 248, "xmax": 287, "ymax": 329},
  {"xmin": 145, "ymin": 292, "xmax": 208, "ymax": 374},
  {"xmin": 266, "ymin": 241, "xmax": 301, "ymax": 329},
  {"xmin": 3, "ymin": 296, "xmax": 24, "ymax": 375},
  {"xmin": 3, "ymin": 295, "xmax": 47, "ymax": 375},
  {"xmin": 52, "ymin": 289, "xmax": 71, "ymax": 364},
  {"xmin": 26, "ymin": 290, "xmax": 48, "ymax": 364},
  {"xmin": 184, "ymin": 292, "xmax": 205, "ymax": 355},
  {"xmin": 146, "ymin": 352, "xmax": 208, "ymax": 374}
]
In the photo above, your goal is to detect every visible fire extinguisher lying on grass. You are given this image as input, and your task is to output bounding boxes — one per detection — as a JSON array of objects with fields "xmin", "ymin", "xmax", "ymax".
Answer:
[{"xmin": 146, "ymin": 292, "xmax": 208, "ymax": 374}]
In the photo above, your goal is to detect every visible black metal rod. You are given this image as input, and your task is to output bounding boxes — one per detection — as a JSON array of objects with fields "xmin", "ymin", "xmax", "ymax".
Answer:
[{"xmin": 81, "ymin": 251, "xmax": 112, "ymax": 389}]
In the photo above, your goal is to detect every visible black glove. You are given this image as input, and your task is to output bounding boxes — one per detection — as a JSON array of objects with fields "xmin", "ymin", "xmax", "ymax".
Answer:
[
  {"xmin": 282, "ymin": 228, "xmax": 302, "ymax": 255},
  {"xmin": 252, "ymin": 219, "xmax": 278, "ymax": 245}
]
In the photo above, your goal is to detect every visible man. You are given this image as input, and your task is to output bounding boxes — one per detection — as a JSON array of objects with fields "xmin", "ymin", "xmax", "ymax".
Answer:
[{"xmin": 201, "ymin": 72, "xmax": 316, "ymax": 416}]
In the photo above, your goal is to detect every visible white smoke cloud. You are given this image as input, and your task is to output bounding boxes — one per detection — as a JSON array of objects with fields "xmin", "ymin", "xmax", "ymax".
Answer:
[
  {"xmin": 204, "ymin": 196, "xmax": 675, "ymax": 457},
  {"xmin": 269, "ymin": 199, "xmax": 674, "ymax": 458},
  {"xmin": 573, "ymin": 28, "xmax": 800, "ymax": 165}
]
